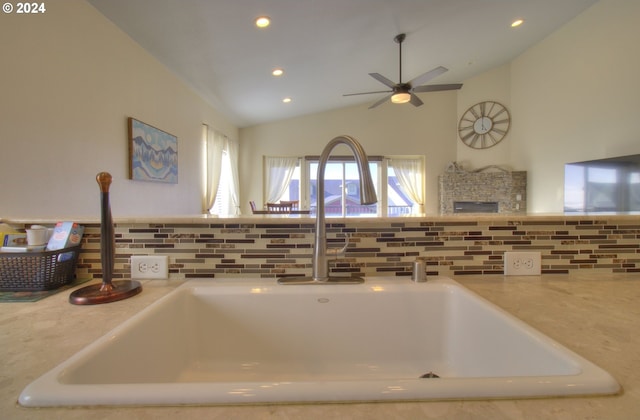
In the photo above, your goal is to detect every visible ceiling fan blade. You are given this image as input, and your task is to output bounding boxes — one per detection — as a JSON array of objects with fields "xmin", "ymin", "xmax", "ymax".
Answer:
[
  {"xmin": 343, "ymin": 90, "xmax": 392, "ymax": 97},
  {"xmin": 412, "ymin": 83, "xmax": 463, "ymax": 93},
  {"xmin": 409, "ymin": 93, "xmax": 423, "ymax": 107},
  {"xmin": 369, "ymin": 93, "xmax": 393, "ymax": 109},
  {"xmin": 409, "ymin": 66, "xmax": 448, "ymax": 88},
  {"xmin": 369, "ymin": 73, "xmax": 397, "ymax": 89}
]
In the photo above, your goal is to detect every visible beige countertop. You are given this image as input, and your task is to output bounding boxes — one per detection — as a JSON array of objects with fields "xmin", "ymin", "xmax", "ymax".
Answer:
[
  {"xmin": 2, "ymin": 212, "xmax": 639, "ymax": 226},
  {"xmin": 2, "ymin": 273, "xmax": 639, "ymax": 419}
]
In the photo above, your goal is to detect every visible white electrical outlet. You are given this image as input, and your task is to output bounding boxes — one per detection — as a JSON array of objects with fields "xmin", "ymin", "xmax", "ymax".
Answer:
[
  {"xmin": 504, "ymin": 251, "xmax": 541, "ymax": 275},
  {"xmin": 130, "ymin": 255, "xmax": 169, "ymax": 279}
]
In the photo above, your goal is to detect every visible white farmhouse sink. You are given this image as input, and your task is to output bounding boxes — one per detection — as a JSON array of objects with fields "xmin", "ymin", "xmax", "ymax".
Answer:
[{"xmin": 19, "ymin": 277, "xmax": 619, "ymax": 406}]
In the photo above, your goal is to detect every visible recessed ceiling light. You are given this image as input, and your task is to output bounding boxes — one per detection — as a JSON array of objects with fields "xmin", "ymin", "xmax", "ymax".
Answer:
[
  {"xmin": 282, "ymin": 97, "xmax": 292, "ymax": 103},
  {"xmin": 511, "ymin": 19, "xmax": 524, "ymax": 28},
  {"xmin": 255, "ymin": 16, "xmax": 270, "ymax": 28},
  {"xmin": 272, "ymin": 68, "xmax": 284, "ymax": 76}
]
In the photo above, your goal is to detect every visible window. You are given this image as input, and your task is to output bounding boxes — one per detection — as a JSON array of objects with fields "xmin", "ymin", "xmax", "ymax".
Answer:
[
  {"xmin": 564, "ymin": 158, "xmax": 640, "ymax": 212},
  {"xmin": 265, "ymin": 156, "xmax": 423, "ymax": 216},
  {"xmin": 308, "ymin": 160, "xmax": 379, "ymax": 216}
]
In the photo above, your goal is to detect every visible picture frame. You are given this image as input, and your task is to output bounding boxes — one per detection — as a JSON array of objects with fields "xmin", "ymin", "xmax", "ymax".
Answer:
[{"xmin": 128, "ymin": 117, "xmax": 178, "ymax": 184}]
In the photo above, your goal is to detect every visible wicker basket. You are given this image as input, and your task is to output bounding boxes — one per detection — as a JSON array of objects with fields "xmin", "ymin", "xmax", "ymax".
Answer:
[{"xmin": 0, "ymin": 246, "xmax": 81, "ymax": 291}]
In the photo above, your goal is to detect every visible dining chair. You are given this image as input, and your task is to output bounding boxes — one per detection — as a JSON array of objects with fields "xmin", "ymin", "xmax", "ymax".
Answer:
[
  {"xmin": 266, "ymin": 202, "xmax": 293, "ymax": 213},
  {"xmin": 278, "ymin": 200, "xmax": 299, "ymax": 210}
]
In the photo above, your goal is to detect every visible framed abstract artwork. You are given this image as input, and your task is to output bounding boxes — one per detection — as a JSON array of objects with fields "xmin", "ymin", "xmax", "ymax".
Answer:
[{"xmin": 128, "ymin": 118, "xmax": 178, "ymax": 183}]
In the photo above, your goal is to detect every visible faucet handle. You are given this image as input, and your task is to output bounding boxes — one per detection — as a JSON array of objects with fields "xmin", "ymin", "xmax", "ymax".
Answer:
[{"xmin": 326, "ymin": 234, "xmax": 350, "ymax": 258}]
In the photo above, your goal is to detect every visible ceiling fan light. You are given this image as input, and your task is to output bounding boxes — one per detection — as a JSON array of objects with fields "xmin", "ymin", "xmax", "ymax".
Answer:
[
  {"xmin": 391, "ymin": 92, "xmax": 411, "ymax": 104},
  {"xmin": 255, "ymin": 16, "xmax": 270, "ymax": 28}
]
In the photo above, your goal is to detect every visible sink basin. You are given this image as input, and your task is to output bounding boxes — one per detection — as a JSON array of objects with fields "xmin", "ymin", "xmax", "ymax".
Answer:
[{"xmin": 19, "ymin": 277, "xmax": 620, "ymax": 406}]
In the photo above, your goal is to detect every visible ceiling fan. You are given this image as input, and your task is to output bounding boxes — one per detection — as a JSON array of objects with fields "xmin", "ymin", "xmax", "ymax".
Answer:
[{"xmin": 344, "ymin": 33, "xmax": 463, "ymax": 109}]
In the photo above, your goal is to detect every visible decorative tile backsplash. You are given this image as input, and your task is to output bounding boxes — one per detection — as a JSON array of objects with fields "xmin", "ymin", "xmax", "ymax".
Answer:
[
  {"xmin": 71, "ymin": 216, "xmax": 640, "ymax": 281},
  {"xmin": 439, "ymin": 171, "xmax": 527, "ymax": 214}
]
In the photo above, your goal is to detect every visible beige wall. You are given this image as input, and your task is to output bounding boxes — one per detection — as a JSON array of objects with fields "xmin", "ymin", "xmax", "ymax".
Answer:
[
  {"xmin": 240, "ymin": 92, "xmax": 457, "ymax": 214},
  {"xmin": 456, "ymin": 63, "xmax": 512, "ymax": 169},
  {"xmin": 0, "ymin": 0, "xmax": 237, "ymax": 219},
  {"xmin": 240, "ymin": 0, "xmax": 640, "ymax": 214},
  {"xmin": 509, "ymin": 0, "xmax": 640, "ymax": 212},
  {"xmin": 2, "ymin": 0, "xmax": 638, "ymax": 219}
]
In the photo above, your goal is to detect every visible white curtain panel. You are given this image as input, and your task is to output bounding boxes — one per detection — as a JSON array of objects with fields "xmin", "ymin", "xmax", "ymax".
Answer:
[
  {"xmin": 264, "ymin": 156, "xmax": 298, "ymax": 203},
  {"xmin": 389, "ymin": 158, "xmax": 425, "ymax": 214},
  {"xmin": 204, "ymin": 126, "xmax": 225, "ymax": 213},
  {"xmin": 226, "ymin": 137, "xmax": 240, "ymax": 215}
]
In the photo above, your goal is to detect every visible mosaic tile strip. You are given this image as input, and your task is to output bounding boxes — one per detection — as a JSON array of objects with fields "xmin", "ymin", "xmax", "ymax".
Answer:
[{"xmin": 61, "ymin": 217, "xmax": 640, "ymax": 281}]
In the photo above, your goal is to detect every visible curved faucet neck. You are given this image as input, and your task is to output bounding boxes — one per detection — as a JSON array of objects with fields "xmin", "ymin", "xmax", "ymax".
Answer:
[{"xmin": 313, "ymin": 136, "xmax": 377, "ymax": 280}]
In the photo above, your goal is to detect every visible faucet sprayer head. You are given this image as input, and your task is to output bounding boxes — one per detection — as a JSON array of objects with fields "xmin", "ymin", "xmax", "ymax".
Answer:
[{"xmin": 358, "ymin": 164, "xmax": 378, "ymax": 205}]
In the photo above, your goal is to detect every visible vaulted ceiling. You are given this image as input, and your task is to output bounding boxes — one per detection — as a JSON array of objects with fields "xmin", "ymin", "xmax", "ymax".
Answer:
[{"xmin": 88, "ymin": 0, "xmax": 598, "ymax": 127}]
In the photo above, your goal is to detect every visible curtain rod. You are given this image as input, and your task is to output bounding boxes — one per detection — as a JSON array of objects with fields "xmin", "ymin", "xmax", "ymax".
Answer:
[{"xmin": 202, "ymin": 123, "xmax": 232, "ymax": 141}]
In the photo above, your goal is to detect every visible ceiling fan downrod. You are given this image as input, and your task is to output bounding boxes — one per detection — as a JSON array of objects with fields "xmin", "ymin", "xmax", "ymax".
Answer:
[{"xmin": 394, "ymin": 33, "xmax": 406, "ymax": 84}]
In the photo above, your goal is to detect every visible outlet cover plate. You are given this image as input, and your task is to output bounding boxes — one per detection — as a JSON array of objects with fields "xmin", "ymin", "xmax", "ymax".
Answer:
[
  {"xmin": 504, "ymin": 251, "xmax": 541, "ymax": 276},
  {"xmin": 131, "ymin": 255, "xmax": 169, "ymax": 279}
]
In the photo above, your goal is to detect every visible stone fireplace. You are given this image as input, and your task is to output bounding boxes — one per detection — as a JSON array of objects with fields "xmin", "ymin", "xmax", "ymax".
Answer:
[{"xmin": 438, "ymin": 166, "xmax": 527, "ymax": 214}]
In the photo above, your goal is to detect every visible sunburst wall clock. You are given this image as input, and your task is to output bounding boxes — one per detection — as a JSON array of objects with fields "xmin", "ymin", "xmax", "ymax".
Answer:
[{"xmin": 458, "ymin": 101, "xmax": 511, "ymax": 149}]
